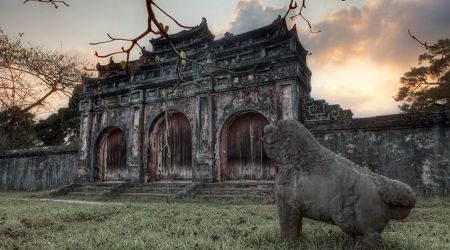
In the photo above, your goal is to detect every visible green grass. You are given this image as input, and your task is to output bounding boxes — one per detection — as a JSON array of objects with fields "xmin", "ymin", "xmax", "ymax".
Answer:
[{"xmin": 0, "ymin": 193, "xmax": 449, "ymax": 250}]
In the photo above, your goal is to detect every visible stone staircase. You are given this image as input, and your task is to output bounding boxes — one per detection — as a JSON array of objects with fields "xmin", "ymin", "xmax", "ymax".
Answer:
[
  {"xmin": 69, "ymin": 181, "xmax": 128, "ymax": 197},
  {"xmin": 64, "ymin": 180, "xmax": 274, "ymax": 200}
]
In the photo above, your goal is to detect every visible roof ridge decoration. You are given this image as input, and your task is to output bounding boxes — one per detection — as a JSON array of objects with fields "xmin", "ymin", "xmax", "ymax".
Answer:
[
  {"xmin": 150, "ymin": 17, "xmax": 214, "ymax": 46},
  {"xmin": 96, "ymin": 16, "xmax": 303, "ymax": 76},
  {"xmin": 149, "ymin": 16, "xmax": 289, "ymax": 45}
]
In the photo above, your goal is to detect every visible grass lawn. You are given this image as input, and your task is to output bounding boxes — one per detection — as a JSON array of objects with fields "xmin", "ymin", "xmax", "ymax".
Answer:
[{"xmin": 0, "ymin": 192, "xmax": 449, "ymax": 250}]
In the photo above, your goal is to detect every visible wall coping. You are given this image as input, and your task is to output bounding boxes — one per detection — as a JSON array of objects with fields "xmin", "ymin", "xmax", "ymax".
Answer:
[
  {"xmin": 306, "ymin": 112, "xmax": 450, "ymax": 133},
  {"xmin": 0, "ymin": 145, "xmax": 79, "ymax": 159}
]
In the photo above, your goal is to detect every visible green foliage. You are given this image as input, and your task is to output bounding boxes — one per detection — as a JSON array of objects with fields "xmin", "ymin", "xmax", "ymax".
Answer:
[
  {"xmin": 395, "ymin": 39, "xmax": 450, "ymax": 112},
  {"xmin": 0, "ymin": 107, "xmax": 38, "ymax": 151},
  {"xmin": 0, "ymin": 194, "xmax": 449, "ymax": 249},
  {"xmin": 119, "ymin": 60, "xmax": 127, "ymax": 70},
  {"xmin": 35, "ymin": 85, "xmax": 82, "ymax": 146}
]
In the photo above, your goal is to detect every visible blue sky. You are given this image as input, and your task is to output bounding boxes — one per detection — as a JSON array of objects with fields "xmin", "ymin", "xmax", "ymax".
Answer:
[{"xmin": 1, "ymin": 0, "xmax": 449, "ymax": 118}]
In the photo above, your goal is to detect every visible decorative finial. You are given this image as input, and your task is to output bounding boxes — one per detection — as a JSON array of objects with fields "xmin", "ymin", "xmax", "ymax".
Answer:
[{"xmin": 224, "ymin": 32, "xmax": 234, "ymax": 38}]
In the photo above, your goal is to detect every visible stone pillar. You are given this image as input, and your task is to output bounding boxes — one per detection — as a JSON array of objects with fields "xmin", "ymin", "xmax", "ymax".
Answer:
[
  {"xmin": 280, "ymin": 81, "xmax": 296, "ymax": 120},
  {"xmin": 78, "ymin": 98, "xmax": 92, "ymax": 183},
  {"xmin": 194, "ymin": 94, "xmax": 214, "ymax": 182},
  {"xmin": 127, "ymin": 90, "xmax": 144, "ymax": 182}
]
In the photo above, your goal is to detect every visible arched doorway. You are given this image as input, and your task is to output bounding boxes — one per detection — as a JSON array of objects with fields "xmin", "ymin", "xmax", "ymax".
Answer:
[
  {"xmin": 149, "ymin": 112, "xmax": 192, "ymax": 181},
  {"xmin": 221, "ymin": 112, "xmax": 274, "ymax": 180},
  {"xmin": 97, "ymin": 127, "xmax": 127, "ymax": 181}
]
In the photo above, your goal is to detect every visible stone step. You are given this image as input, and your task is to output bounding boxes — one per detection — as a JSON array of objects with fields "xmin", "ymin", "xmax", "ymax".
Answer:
[
  {"xmin": 128, "ymin": 181, "xmax": 274, "ymax": 189},
  {"xmin": 196, "ymin": 188, "xmax": 273, "ymax": 195},
  {"xmin": 89, "ymin": 181, "xmax": 126, "ymax": 187},
  {"xmin": 70, "ymin": 192, "xmax": 103, "ymax": 196},
  {"xmin": 120, "ymin": 193, "xmax": 177, "ymax": 198},
  {"xmin": 128, "ymin": 182, "xmax": 191, "ymax": 189},
  {"xmin": 201, "ymin": 182, "xmax": 274, "ymax": 189},
  {"xmin": 65, "ymin": 181, "xmax": 276, "ymax": 199},
  {"xmin": 119, "ymin": 193, "xmax": 271, "ymax": 200},
  {"xmin": 219, "ymin": 180, "xmax": 274, "ymax": 184},
  {"xmin": 192, "ymin": 194, "xmax": 273, "ymax": 200},
  {"xmin": 72, "ymin": 186, "xmax": 114, "ymax": 192},
  {"xmin": 126, "ymin": 187, "xmax": 184, "ymax": 194}
]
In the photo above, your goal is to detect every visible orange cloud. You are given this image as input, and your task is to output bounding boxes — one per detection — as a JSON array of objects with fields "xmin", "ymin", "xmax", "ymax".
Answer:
[
  {"xmin": 302, "ymin": 0, "xmax": 450, "ymax": 117},
  {"xmin": 310, "ymin": 58, "xmax": 404, "ymax": 117},
  {"xmin": 299, "ymin": 0, "xmax": 450, "ymax": 67}
]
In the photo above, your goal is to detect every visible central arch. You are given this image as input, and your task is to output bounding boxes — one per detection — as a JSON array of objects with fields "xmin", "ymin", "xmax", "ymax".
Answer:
[
  {"xmin": 149, "ymin": 112, "xmax": 192, "ymax": 181},
  {"xmin": 96, "ymin": 127, "xmax": 127, "ymax": 181},
  {"xmin": 220, "ymin": 111, "xmax": 274, "ymax": 180}
]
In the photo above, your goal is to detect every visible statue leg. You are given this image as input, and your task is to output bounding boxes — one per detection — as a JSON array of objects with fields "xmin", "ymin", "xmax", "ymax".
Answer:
[
  {"xmin": 277, "ymin": 200, "xmax": 303, "ymax": 241},
  {"xmin": 353, "ymin": 231, "xmax": 382, "ymax": 250}
]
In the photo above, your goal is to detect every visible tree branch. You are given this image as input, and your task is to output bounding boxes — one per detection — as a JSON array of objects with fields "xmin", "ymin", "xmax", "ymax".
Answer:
[
  {"xmin": 22, "ymin": 88, "xmax": 57, "ymax": 112},
  {"xmin": 23, "ymin": 0, "xmax": 69, "ymax": 8},
  {"xmin": 408, "ymin": 29, "xmax": 428, "ymax": 49}
]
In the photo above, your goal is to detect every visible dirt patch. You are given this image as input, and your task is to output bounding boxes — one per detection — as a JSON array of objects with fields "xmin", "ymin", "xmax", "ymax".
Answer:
[
  {"xmin": 0, "ymin": 211, "xmax": 6, "ymax": 226},
  {"xmin": 62, "ymin": 208, "xmax": 120, "ymax": 223},
  {"xmin": 407, "ymin": 208, "xmax": 450, "ymax": 223},
  {"xmin": 19, "ymin": 216, "xmax": 54, "ymax": 229},
  {"xmin": 0, "ymin": 227, "xmax": 26, "ymax": 239}
]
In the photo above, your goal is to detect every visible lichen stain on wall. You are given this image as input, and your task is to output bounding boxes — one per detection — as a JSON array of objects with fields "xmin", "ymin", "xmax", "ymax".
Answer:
[
  {"xmin": 0, "ymin": 147, "xmax": 79, "ymax": 190},
  {"xmin": 313, "ymin": 127, "xmax": 450, "ymax": 195}
]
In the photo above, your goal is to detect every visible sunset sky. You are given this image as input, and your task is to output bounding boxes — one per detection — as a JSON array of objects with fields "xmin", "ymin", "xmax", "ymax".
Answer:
[{"xmin": 0, "ymin": 0, "xmax": 449, "ymax": 118}]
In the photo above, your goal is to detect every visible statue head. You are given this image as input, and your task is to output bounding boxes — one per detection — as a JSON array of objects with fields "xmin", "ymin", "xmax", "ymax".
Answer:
[{"xmin": 263, "ymin": 119, "xmax": 322, "ymax": 165}]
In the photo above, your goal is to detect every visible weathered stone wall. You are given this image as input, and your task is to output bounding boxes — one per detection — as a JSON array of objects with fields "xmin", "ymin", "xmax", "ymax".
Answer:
[
  {"xmin": 307, "ymin": 112, "xmax": 450, "ymax": 195},
  {"xmin": 0, "ymin": 146, "xmax": 78, "ymax": 191}
]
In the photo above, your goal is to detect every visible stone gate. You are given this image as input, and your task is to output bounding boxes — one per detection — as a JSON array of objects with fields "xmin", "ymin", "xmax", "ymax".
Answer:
[{"xmin": 79, "ymin": 17, "xmax": 313, "ymax": 183}]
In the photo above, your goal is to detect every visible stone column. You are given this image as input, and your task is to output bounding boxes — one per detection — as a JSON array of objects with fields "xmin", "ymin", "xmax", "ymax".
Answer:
[
  {"xmin": 127, "ymin": 90, "xmax": 144, "ymax": 182},
  {"xmin": 194, "ymin": 94, "xmax": 214, "ymax": 182},
  {"xmin": 280, "ymin": 80, "xmax": 297, "ymax": 120},
  {"xmin": 78, "ymin": 98, "xmax": 92, "ymax": 183}
]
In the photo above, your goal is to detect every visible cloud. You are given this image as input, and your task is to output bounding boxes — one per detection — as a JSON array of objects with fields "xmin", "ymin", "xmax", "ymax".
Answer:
[
  {"xmin": 222, "ymin": 0, "xmax": 450, "ymax": 68},
  {"xmin": 220, "ymin": 0, "xmax": 450, "ymax": 117},
  {"xmin": 62, "ymin": 48, "xmax": 99, "ymax": 66},
  {"xmin": 300, "ymin": 0, "xmax": 450, "ymax": 67},
  {"xmin": 309, "ymin": 58, "xmax": 402, "ymax": 117},
  {"xmin": 213, "ymin": 0, "xmax": 285, "ymax": 37}
]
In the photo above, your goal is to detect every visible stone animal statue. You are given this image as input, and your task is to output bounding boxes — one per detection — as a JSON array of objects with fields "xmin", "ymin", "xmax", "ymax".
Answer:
[{"xmin": 263, "ymin": 120, "xmax": 416, "ymax": 249}]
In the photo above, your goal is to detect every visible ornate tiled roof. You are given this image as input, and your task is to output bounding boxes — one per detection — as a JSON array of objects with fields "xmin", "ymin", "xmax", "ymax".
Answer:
[{"xmin": 85, "ymin": 16, "xmax": 311, "ymax": 95}]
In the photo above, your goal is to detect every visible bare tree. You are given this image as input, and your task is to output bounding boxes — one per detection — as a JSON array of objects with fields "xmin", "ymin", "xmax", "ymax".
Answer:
[{"xmin": 0, "ymin": 29, "xmax": 85, "ymax": 113}]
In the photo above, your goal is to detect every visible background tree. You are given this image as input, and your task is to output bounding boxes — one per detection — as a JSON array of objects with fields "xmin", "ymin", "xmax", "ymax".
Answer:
[
  {"xmin": 395, "ymin": 38, "xmax": 450, "ymax": 112},
  {"xmin": 35, "ymin": 85, "xmax": 82, "ymax": 146},
  {"xmin": 0, "ymin": 28, "xmax": 84, "ymax": 113},
  {"xmin": 0, "ymin": 107, "xmax": 38, "ymax": 151}
]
